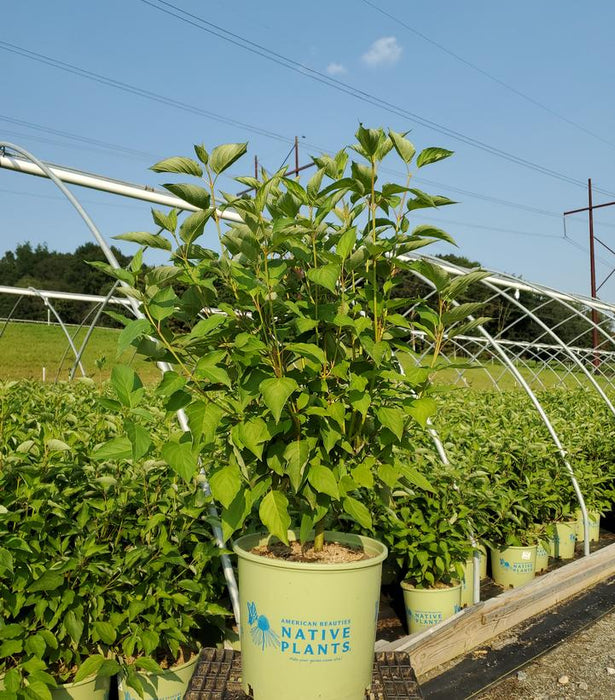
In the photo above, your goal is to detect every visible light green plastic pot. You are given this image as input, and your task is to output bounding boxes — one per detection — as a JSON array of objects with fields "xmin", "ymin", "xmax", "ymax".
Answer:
[
  {"xmin": 52, "ymin": 675, "xmax": 111, "ymax": 700},
  {"xmin": 460, "ymin": 549, "xmax": 484, "ymax": 607},
  {"xmin": 117, "ymin": 655, "xmax": 199, "ymax": 700},
  {"xmin": 490, "ymin": 545, "xmax": 537, "ymax": 588},
  {"xmin": 535, "ymin": 543, "xmax": 549, "ymax": 573},
  {"xmin": 576, "ymin": 511, "xmax": 601, "ymax": 543},
  {"xmin": 401, "ymin": 581, "xmax": 462, "ymax": 633},
  {"xmin": 548, "ymin": 521, "xmax": 576, "ymax": 559},
  {"xmin": 233, "ymin": 531, "xmax": 387, "ymax": 700}
]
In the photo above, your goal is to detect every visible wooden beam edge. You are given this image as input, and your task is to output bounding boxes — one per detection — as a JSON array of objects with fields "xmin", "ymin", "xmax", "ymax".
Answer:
[{"xmin": 376, "ymin": 541, "xmax": 615, "ymax": 677}]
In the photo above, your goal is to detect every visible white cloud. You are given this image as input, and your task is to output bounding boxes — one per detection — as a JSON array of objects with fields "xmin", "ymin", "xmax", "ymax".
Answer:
[
  {"xmin": 362, "ymin": 36, "xmax": 402, "ymax": 67},
  {"xmin": 326, "ymin": 62, "xmax": 347, "ymax": 76}
]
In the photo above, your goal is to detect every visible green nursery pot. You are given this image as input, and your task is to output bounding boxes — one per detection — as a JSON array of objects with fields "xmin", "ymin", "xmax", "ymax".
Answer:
[
  {"xmin": 490, "ymin": 545, "xmax": 537, "ymax": 588},
  {"xmin": 233, "ymin": 531, "xmax": 387, "ymax": 700},
  {"xmin": 52, "ymin": 675, "xmax": 111, "ymax": 700},
  {"xmin": 535, "ymin": 543, "xmax": 549, "ymax": 573},
  {"xmin": 401, "ymin": 581, "xmax": 462, "ymax": 633},
  {"xmin": 117, "ymin": 655, "xmax": 199, "ymax": 700},
  {"xmin": 548, "ymin": 522, "xmax": 576, "ymax": 559},
  {"xmin": 576, "ymin": 511, "xmax": 600, "ymax": 543}
]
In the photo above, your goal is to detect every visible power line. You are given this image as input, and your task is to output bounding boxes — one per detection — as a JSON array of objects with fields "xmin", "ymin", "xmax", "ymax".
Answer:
[
  {"xmin": 0, "ymin": 40, "xmax": 294, "ymax": 146},
  {"xmin": 360, "ymin": 0, "xmax": 615, "ymax": 150},
  {"xmin": 0, "ymin": 114, "xmax": 160, "ymax": 160},
  {"xmin": 418, "ymin": 214, "xmax": 564, "ymax": 240},
  {"xmin": 135, "ymin": 0, "xmax": 615, "ymax": 197}
]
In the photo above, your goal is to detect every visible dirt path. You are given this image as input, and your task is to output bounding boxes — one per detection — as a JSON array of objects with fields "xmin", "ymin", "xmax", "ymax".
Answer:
[{"xmin": 476, "ymin": 609, "xmax": 615, "ymax": 699}]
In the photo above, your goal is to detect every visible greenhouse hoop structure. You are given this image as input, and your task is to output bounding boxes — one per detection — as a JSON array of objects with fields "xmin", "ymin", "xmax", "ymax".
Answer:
[{"xmin": 2, "ymin": 141, "xmax": 615, "ymax": 613}]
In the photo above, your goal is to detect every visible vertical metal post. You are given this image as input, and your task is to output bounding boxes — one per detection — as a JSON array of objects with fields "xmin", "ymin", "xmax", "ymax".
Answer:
[
  {"xmin": 294, "ymin": 135, "xmax": 299, "ymax": 176},
  {"xmin": 254, "ymin": 155, "xmax": 258, "ymax": 179},
  {"xmin": 588, "ymin": 179, "xmax": 600, "ymax": 367}
]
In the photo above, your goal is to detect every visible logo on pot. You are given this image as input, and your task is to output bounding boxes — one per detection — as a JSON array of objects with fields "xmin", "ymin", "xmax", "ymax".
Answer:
[{"xmin": 247, "ymin": 601, "xmax": 280, "ymax": 651}]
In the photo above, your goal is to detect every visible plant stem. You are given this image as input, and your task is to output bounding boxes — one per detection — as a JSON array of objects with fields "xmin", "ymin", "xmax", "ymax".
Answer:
[{"xmin": 313, "ymin": 516, "xmax": 326, "ymax": 552}]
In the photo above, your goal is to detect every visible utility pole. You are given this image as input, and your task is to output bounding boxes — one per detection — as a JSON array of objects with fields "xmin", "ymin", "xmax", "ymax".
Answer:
[
  {"xmin": 237, "ymin": 136, "xmax": 315, "ymax": 196},
  {"xmin": 563, "ymin": 179, "xmax": 615, "ymax": 367}
]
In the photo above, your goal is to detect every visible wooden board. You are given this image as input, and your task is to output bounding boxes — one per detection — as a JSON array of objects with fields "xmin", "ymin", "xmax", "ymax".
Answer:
[{"xmin": 378, "ymin": 541, "xmax": 615, "ymax": 678}]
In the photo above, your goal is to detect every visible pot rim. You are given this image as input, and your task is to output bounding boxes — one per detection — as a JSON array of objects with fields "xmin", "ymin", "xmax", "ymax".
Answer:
[
  {"xmin": 489, "ymin": 544, "xmax": 538, "ymax": 552},
  {"xmin": 233, "ymin": 530, "xmax": 387, "ymax": 572},
  {"xmin": 401, "ymin": 580, "xmax": 461, "ymax": 592}
]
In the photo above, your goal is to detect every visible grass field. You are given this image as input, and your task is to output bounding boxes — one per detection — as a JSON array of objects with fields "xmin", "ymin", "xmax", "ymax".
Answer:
[
  {"xmin": 0, "ymin": 322, "xmax": 161, "ymax": 383},
  {"xmin": 0, "ymin": 321, "xmax": 610, "ymax": 391}
]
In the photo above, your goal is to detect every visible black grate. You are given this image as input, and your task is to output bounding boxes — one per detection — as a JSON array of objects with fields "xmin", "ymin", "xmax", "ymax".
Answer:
[{"xmin": 185, "ymin": 648, "xmax": 422, "ymax": 699}]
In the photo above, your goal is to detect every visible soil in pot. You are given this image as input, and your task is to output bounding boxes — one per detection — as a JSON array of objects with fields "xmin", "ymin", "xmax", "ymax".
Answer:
[
  {"xmin": 234, "ymin": 530, "xmax": 387, "ymax": 700},
  {"xmin": 490, "ymin": 545, "xmax": 537, "ymax": 588},
  {"xmin": 401, "ymin": 581, "xmax": 462, "ymax": 633}
]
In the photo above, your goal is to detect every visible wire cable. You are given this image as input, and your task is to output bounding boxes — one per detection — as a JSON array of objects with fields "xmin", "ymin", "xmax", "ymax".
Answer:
[
  {"xmin": 0, "ymin": 40, "xmax": 294, "ymax": 146},
  {"xmin": 360, "ymin": 0, "xmax": 615, "ymax": 150},
  {"xmin": 135, "ymin": 0, "xmax": 615, "ymax": 197}
]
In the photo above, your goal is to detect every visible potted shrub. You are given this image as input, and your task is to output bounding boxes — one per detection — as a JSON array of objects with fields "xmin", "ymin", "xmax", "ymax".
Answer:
[
  {"xmin": 0, "ymin": 387, "xmax": 120, "ymax": 699},
  {"xmin": 378, "ymin": 458, "xmax": 474, "ymax": 632},
  {"xmin": 86, "ymin": 370, "xmax": 229, "ymax": 700},
  {"xmin": 105, "ymin": 125, "xmax": 468, "ymax": 699}
]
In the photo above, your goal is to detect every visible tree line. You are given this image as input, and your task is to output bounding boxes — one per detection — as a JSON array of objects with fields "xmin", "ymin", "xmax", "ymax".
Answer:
[{"xmin": 0, "ymin": 242, "xmax": 605, "ymax": 350}]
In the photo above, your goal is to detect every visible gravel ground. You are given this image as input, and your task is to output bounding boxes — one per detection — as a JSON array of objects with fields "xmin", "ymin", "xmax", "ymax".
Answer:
[{"xmin": 476, "ymin": 609, "xmax": 615, "ymax": 700}]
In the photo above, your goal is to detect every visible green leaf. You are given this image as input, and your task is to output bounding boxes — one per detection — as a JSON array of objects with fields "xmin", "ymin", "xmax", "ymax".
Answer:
[
  {"xmin": 151, "ymin": 208, "xmax": 178, "ymax": 233},
  {"xmin": 236, "ymin": 418, "xmax": 270, "ymax": 459},
  {"xmin": 93, "ymin": 621, "xmax": 116, "ymax": 645},
  {"xmin": 0, "ymin": 639, "xmax": 22, "ymax": 656},
  {"xmin": 73, "ymin": 655, "xmax": 105, "ymax": 683},
  {"xmin": 24, "ymin": 634, "xmax": 46, "ymax": 658},
  {"xmin": 125, "ymin": 420, "xmax": 152, "ymax": 461},
  {"xmin": 162, "ymin": 442, "xmax": 197, "ymax": 482},
  {"xmin": 135, "ymin": 657, "xmax": 163, "ymax": 674},
  {"xmin": 307, "ymin": 464, "xmax": 339, "ymax": 499},
  {"xmin": 260, "ymin": 377, "xmax": 298, "ymax": 423},
  {"xmin": 45, "ymin": 439, "xmax": 70, "ymax": 452},
  {"xmin": 352, "ymin": 460, "xmax": 374, "ymax": 489},
  {"xmin": 25, "ymin": 681, "xmax": 53, "ymax": 700},
  {"xmin": 416, "ymin": 147, "xmax": 454, "ymax": 168},
  {"xmin": 92, "ymin": 436, "xmax": 133, "ymax": 461},
  {"xmin": 299, "ymin": 512, "xmax": 314, "ymax": 544},
  {"xmin": 389, "ymin": 130, "xmax": 416, "ymax": 164},
  {"xmin": 397, "ymin": 463, "xmax": 435, "ymax": 492},
  {"xmin": 194, "ymin": 357, "xmax": 232, "ymax": 387},
  {"xmin": 140, "ymin": 630, "xmax": 160, "ymax": 657},
  {"xmin": 189, "ymin": 314, "xmax": 227, "ymax": 338},
  {"xmin": 210, "ymin": 143, "xmax": 248, "ymax": 175},
  {"xmin": 259, "ymin": 491, "xmax": 291, "ymax": 544},
  {"xmin": 179, "ymin": 209, "xmax": 210, "ymax": 244},
  {"xmin": 28, "ymin": 570, "xmax": 63, "ymax": 592},
  {"xmin": 150, "ymin": 156, "xmax": 203, "ymax": 176},
  {"xmin": 286, "ymin": 343, "xmax": 327, "ymax": 365},
  {"xmin": 0, "ymin": 624, "xmax": 24, "ymax": 640},
  {"xmin": 63, "ymin": 610, "xmax": 84, "ymax": 645},
  {"xmin": 111, "ymin": 365, "xmax": 144, "ymax": 408},
  {"xmin": 117, "ymin": 319, "xmax": 152, "ymax": 356},
  {"xmin": 336, "ymin": 228, "xmax": 357, "ymax": 260},
  {"xmin": 376, "ymin": 406, "xmax": 405, "ymax": 441},
  {"xmin": 113, "ymin": 231, "xmax": 172, "ymax": 251},
  {"xmin": 307, "ymin": 264, "xmax": 340, "ymax": 293},
  {"xmin": 343, "ymin": 496, "xmax": 372, "ymax": 529},
  {"xmin": 209, "ymin": 465, "xmax": 242, "ymax": 509},
  {"xmin": 163, "ymin": 182, "xmax": 211, "ymax": 209},
  {"xmin": 378, "ymin": 463, "xmax": 399, "ymax": 489},
  {"xmin": 283, "ymin": 441, "xmax": 310, "ymax": 492},
  {"xmin": 411, "ymin": 224, "xmax": 456, "ymax": 246},
  {"xmin": 406, "ymin": 397, "xmax": 437, "ymax": 428}
]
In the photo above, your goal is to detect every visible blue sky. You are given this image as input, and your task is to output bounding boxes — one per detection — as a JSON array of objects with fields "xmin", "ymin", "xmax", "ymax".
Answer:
[{"xmin": 2, "ymin": 1, "xmax": 615, "ymax": 299}]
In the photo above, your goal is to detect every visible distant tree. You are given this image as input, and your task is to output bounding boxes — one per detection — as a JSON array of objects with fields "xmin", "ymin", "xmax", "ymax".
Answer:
[{"xmin": 0, "ymin": 241, "xmax": 132, "ymax": 325}]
